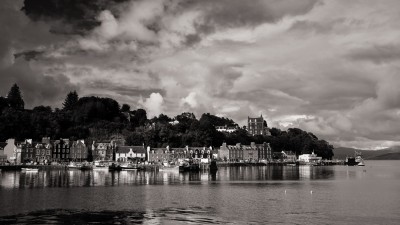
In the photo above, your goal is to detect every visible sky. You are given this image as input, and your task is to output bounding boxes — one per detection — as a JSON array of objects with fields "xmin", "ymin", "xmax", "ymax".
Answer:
[{"xmin": 1, "ymin": 0, "xmax": 400, "ymax": 150}]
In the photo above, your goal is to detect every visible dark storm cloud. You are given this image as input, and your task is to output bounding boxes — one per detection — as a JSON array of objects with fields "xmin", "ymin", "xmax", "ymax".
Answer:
[
  {"xmin": 22, "ymin": 0, "xmax": 321, "ymax": 45},
  {"xmin": 347, "ymin": 44, "xmax": 400, "ymax": 64},
  {"xmin": 181, "ymin": 0, "xmax": 320, "ymax": 28},
  {"xmin": 14, "ymin": 50, "xmax": 44, "ymax": 61},
  {"xmin": 22, "ymin": 0, "xmax": 130, "ymax": 34}
]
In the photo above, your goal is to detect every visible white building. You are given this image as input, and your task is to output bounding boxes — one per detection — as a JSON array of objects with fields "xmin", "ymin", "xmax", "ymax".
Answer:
[
  {"xmin": 216, "ymin": 125, "xmax": 238, "ymax": 133},
  {"xmin": 115, "ymin": 146, "xmax": 146, "ymax": 162},
  {"xmin": 298, "ymin": 151, "xmax": 322, "ymax": 165}
]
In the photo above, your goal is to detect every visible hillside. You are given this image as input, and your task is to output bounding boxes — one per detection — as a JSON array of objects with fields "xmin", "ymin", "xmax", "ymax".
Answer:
[
  {"xmin": 367, "ymin": 152, "xmax": 400, "ymax": 160},
  {"xmin": 333, "ymin": 146, "xmax": 400, "ymax": 160}
]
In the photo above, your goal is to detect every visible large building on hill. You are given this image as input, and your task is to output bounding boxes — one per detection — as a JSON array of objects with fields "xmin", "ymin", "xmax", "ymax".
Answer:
[{"xmin": 247, "ymin": 115, "xmax": 270, "ymax": 136}]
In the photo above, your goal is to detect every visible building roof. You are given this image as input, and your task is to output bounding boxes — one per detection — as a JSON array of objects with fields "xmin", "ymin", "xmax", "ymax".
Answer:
[{"xmin": 117, "ymin": 146, "xmax": 146, "ymax": 154}]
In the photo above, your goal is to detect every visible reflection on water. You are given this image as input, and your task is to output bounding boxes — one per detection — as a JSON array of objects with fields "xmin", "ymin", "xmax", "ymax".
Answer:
[
  {"xmin": 0, "ymin": 162, "xmax": 399, "ymax": 225},
  {"xmin": 0, "ymin": 166, "xmax": 339, "ymax": 189},
  {"xmin": 0, "ymin": 207, "xmax": 226, "ymax": 225}
]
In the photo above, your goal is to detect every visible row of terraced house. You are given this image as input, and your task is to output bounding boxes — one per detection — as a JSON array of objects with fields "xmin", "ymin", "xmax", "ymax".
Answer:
[{"xmin": 0, "ymin": 137, "xmax": 273, "ymax": 165}]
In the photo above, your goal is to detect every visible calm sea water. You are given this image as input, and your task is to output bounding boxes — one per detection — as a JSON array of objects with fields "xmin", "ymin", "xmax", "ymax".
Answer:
[{"xmin": 0, "ymin": 161, "xmax": 399, "ymax": 224}]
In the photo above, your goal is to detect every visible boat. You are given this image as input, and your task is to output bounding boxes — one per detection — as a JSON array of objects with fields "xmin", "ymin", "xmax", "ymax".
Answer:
[
  {"xmin": 345, "ymin": 157, "xmax": 358, "ymax": 166},
  {"xmin": 159, "ymin": 161, "xmax": 179, "ymax": 171},
  {"xmin": 21, "ymin": 168, "xmax": 39, "ymax": 172},
  {"xmin": 109, "ymin": 163, "xmax": 122, "ymax": 171},
  {"xmin": 77, "ymin": 163, "xmax": 93, "ymax": 171},
  {"xmin": 209, "ymin": 160, "xmax": 218, "ymax": 173},
  {"xmin": 355, "ymin": 151, "xmax": 365, "ymax": 166},
  {"xmin": 93, "ymin": 161, "xmax": 108, "ymax": 170},
  {"xmin": 346, "ymin": 151, "xmax": 365, "ymax": 166},
  {"xmin": 67, "ymin": 162, "xmax": 80, "ymax": 169},
  {"xmin": 121, "ymin": 162, "xmax": 139, "ymax": 170},
  {"xmin": 179, "ymin": 160, "xmax": 200, "ymax": 172}
]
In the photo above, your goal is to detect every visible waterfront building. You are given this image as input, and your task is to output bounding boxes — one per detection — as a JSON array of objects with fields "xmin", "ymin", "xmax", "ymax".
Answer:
[
  {"xmin": 229, "ymin": 143, "xmax": 243, "ymax": 162},
  {"xmin": 169, "ymin": 147, "xmax": 190, "ymax": 162},
  {"xmin": 70, "ymin": 140, "xmax": 87, "ymax": 161},
  {"xmin": 148, "ymin": 146, "xmax": 171, "ymax": 163},
  {"xmin": 92, "ymin": 142, "xmax": 109, "ymax": 161},
  {"xmin": 3, "ymin": 139, "xmax": 18, "ymax": 164},
  {"xmin": 115, "ymin": 146, "xmax": 146, "ymax": 162},
  {"xmin": 281, "ymin": 151, "xmax": 297, "ymax": 163},
  {"xmin": 189, "ymin": 146, "xmax": 212, "ymax": 160},
  {"xmin": 220, "ymin": 142, "xmax": 272, "ymax": 162},
  {"xmin": 52, "ymin": 139, "xmax": 70, "ymax": 162},
  {"xmin": 259, "ymin": 142, "xmax": 272, "ymax": 161},
  {"xmin": 298, "ymin": 151, "xmax": 322, "ymax": 164},
  {"xmin": 243, "ymin": 143, "xmax": 259, "ymax": 162},
  {"xmin": 34, "ymin": 142, "xmax": 52, "ymax": 164},
  {"xmin": 20, "ymin": 139, "xmax": 34, "ymax": 163},
  {"xmin": 147, "ymin": 146, "xmax": 215, "ymax": 164},
  {"xmin": 218, "ymin": 143, "xmax": 230, "ymax": 161},
  {"xmin": 247, "ymin": 115, "xmax": 271, "ymax": 136},
  {"xmin": 0, "ymin": 142, "xmax": 7, "ymax": 164}
]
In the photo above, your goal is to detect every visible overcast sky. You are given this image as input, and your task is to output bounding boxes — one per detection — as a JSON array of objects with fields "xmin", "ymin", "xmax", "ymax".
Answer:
[{"xmin": 1, "ymin": 0, "xmax": 400, "ymax": 149}]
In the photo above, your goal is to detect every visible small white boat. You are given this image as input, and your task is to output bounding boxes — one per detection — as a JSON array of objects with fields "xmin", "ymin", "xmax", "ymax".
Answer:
[
  {"xmin": 121, "ymin": 163, "xmax": 139, "ymax": 170},
  {"xmin": 358, "ymin": 160, "xmax": 365, "ymax": 166},
  {"xmin": 21, "ymin": 168, "xmax": 39, "ymax": 172}
]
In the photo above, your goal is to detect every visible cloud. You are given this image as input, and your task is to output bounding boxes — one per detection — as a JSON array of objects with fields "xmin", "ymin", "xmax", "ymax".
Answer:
[
  {"xmin": 347, "ymin": 44, "xmax": 400, "ymax": 64},
  {"xmin": 22, "ymin": 0, "xmax": 130, "ymax": 34},
  {"xmin": 139, "ymin": 93, "xmax": 165, "ymax": 118},
  {"xmin": 2, "ymin": 0, "xmax": 400, "ymax": 150},
  {"xmin": 181, "ymin": 92, "xmax": 198, "ymax": 108}
]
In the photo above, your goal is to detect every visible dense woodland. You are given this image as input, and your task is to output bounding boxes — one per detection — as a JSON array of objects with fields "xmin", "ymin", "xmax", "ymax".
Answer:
[{"xmin": 0, "ymin": 84, "xmax": 334, "ymax": 159}]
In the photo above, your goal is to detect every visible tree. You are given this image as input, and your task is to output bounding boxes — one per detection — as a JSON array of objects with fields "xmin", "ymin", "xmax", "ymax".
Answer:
[
  {"xmin": 7, "ymin": 84, "xmax": 24, "ymax": 110},
  {"xmin": 121, "ymin": 104, "xmax": 130, "ymax": 112},
  {"xmin": 0, "ymin": 97, "xmax": 9, "ymax": 112},
  {"xmin": 62, "ymin": 91, "xmax": 79, "ymax": 111}
]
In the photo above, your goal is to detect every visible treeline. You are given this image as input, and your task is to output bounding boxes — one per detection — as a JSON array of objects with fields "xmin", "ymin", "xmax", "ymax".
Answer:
[{"xmin": 0, "ymin": 84, "xmax": 333, "ymax": 159}]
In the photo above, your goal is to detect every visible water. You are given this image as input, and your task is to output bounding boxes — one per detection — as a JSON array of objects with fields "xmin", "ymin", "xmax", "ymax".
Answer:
[{"xmin": 0, "ymin": 161, "xmax": 399, "ymax": 224}]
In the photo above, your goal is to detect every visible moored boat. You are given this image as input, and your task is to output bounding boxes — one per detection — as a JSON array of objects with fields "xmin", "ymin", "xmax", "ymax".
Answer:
[
  {"xmin": 21, "ymin": 168, "xmax": 39, "ymax": 172},
  {"xmin": 78, "ymin": 163, "xmax": 93, "ymax": 170},
  {"xmin": 67, "ymin": 162, "xmax": 80, "ymax": 169},
  {"xmin": 109, "ymin": 163, "xmax": 122, "ymax": 171},
  {"xmin": 179, "ymin": 161, "xmax": 200, "ymax": 172},
  {"xmin": 209, "ymin": 160, "xmax": 218, "ymax": 173},
  {"xmin": 346, "ymin": 151, "xmax": 365, "ymax": 166},
  {"xmin": 358, "ymin": 160, "xmax": 365, "ymax": 166},
  {"xmin": 93, "ymin": 161, "xmax": 108, "ymax": 170},
  {"xmin": 121, "ymin": 163, "xmax": 139, "ymax": 170}
]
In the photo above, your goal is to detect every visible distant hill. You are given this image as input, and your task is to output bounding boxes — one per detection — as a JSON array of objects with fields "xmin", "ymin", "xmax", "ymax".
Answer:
[
  {"xmin": 333, "ymin": 146, "xmax": 400, "ymax": 160},
  {"xmin": 367, "ymin": 152, "xmax": 400, "ymax": 160}
]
